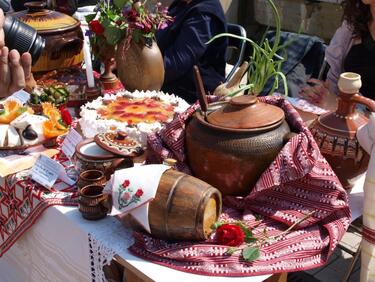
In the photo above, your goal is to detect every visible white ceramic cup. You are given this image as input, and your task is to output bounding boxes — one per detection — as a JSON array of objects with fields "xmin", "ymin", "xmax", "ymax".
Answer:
[{"xmin": 337, "ymin": 72, "xmax": 362, "ymax": 94}]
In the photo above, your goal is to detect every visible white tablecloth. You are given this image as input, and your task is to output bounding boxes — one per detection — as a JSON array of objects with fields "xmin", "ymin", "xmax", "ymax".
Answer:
[
  {"xmin": 0, "ymin": 206, "xmax": 270, "ymax": 282},
  {"xmin": 0, "ymin": 175, "xmax": 365, "ymax": 282}
]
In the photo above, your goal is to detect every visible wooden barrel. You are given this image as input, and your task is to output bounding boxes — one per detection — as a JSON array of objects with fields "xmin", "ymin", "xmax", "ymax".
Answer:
[{"xmin": 148, "ymin": 169, "xmax": 222, "ymax": 241}]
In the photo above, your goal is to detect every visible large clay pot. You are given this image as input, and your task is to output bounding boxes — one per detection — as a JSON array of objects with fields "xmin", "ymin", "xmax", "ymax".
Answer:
[
  {"xmin": 309, "ymin": 72, "xmax": 375, "ymax": 190},
  {"xmin": 116, "ymin": 38, "xmax": 164, "ymax": 91},
  {"xmin": 186, "ymin": 95, "xmax": 292, "ymax": 196},
  {"xmin": 123, "ymin": 168, "xmax": 222, "ymax": 241},
  {"xmin": 11, "ymin": 1, "xmax": 83, "ymax": 73}
]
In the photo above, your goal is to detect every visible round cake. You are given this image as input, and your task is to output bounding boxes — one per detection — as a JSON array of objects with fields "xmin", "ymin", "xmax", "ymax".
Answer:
[{"xmin": 79, "ymin": 90, "xmax": 190, "ymax": 147}]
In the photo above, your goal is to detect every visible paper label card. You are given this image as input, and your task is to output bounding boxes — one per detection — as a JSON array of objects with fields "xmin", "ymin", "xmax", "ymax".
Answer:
[
  {"xmin": 6, "ymin": 90, "xmax": 30, "ymax": 105},
  {"xmin": 31, "ymin": 155, "xmax": 61, "ymax": 189},
  {"xmin": 61, "ymin": 129, "xmax": 83, "ymax": 159}
]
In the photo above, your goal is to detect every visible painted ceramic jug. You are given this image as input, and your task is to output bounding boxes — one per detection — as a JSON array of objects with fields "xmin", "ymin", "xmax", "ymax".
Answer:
[{"xmin": 309, "ymin": 72, "xmax": 375, "ymax": 190}]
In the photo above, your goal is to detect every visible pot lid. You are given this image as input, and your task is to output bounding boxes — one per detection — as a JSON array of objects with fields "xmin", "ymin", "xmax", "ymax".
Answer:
[
  {"xmin": 76, "ymin": 138, "xmax": 118, "ymax": 160},
  {"xmin": 206, "ymin": 95, "xmax": 285, "ymax": 130},
  {"xmin": 94, "ymin": 131, "xmax": 144, "ymax": 157},
  {"xmin": 11, "ymin": 2, "xmax": 80, "ymax": 34}
]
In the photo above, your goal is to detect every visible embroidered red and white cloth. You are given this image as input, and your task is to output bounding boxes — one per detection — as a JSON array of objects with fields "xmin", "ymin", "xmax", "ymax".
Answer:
[
  {"xmin": 130, "ymin": 96, "xmax": 351, "ymax": 277},
  {"xmin": 0, "ymin": 145, "xmax": 78, "ymax": 257}
]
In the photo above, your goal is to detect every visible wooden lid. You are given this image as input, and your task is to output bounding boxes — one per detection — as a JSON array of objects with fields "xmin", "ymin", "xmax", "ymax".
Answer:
[
  {"xmin": 206, "ymin": 95, "xmax": 285, "ymax": 130},
  {"xmin": 94, "ymin": 131, "xmax": 144, "ymax": 157}
]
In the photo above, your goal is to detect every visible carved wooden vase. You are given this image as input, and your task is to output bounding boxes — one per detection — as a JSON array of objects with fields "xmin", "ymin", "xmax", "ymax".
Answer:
[
  {"xmin": 309, "ymin": 72, "xmax": 375, "ymax": 190},
  {"xmin": 93, "ymin": 42, "xmax": 120, "ymax": 90},
  {"xmin": 115, "ymin": 38, "xmax": 165, "ymax": 91}
]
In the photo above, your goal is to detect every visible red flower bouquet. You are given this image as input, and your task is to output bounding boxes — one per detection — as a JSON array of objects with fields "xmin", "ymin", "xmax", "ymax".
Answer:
[{"xmin": 85, "ymin": 0, "xmax": 173, "ymax": 48}]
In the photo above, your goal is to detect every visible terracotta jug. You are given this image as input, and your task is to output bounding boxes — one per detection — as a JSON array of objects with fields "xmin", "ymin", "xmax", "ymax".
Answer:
[
  {"xmin": 116, "ymin": 38, "xmax": 165, "ymax": 91},
  {"xmin": 309, "ymin": 72, "xmax": 375, "ymax": 190}
]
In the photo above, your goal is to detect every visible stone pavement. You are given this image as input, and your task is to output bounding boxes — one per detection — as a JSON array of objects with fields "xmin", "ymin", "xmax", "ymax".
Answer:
[{"xmin": 288, "ymin": 218, "xmax": 363, "ymax": 282}]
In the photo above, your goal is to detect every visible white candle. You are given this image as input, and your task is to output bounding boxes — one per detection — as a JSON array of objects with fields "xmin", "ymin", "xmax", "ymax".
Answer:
[{"xmin": 83, "ymin": 37, "xmax": 95, "ymax": 88}]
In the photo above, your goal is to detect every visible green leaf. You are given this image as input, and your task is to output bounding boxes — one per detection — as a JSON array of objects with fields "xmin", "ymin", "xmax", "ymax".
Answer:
[
  {"xmin": 132, "ymin": 29, "xmax": 143, "ymax": 44},
  {"xmin": 244, "ymin": 237, "xmax": 257, "ymax": 244},
  {"xmin": 113, "ymin": 0, "xmax": 128, "ymax": 9},
  {"xmin": 103, "ymin": 25, "xmax": 124, "ymax": 45},
  {"xmin": 0, "ymin": 109, "xmax": 5, "ymax": 115},
  {"xmin": 226, "ymin": 247, "xmax": 238, "ymax": 255},
  {"xmin": 85, "ymin": 13, "xmax": 96, "ymax": 23},
  {"xmin": 242, "ymin": 247, "xmax": 260, "ymax": 262},
  {"xmin": 236, "ymin": 222, "xmax": 252, "ymax": 238},
  {"xmin": 58, "ymin": 119, "xmax": 67, "ymax": 128},
  {"xmin": 16, "ymin": 107, "xmax": 27, "ymax": 115},
  {"xmin": 211, "ymin": 221, "xmax": 224, "ymax": 230}
]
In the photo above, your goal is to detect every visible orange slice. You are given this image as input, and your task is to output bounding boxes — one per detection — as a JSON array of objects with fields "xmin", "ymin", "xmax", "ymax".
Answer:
[
  {"xmin": 0, "ymin": 101, "xmax": 25, "ymax": 124},
  {"xmin": 43, "ymin": 120, "xmax": 67, "ymax": 138}
]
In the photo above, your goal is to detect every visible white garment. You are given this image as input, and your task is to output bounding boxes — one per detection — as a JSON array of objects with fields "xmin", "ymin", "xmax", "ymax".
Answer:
[{"xmin": 357, "ymin": 113, "xmax": 375, "ymax": 282}]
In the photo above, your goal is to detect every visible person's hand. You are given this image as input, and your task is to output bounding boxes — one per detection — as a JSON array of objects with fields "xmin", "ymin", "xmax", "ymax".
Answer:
[
  {"xmin": 299, "ymin": 78, "xmax": 330, "ymax": 104},
  {"xmin": 0, "ymin": 9, "xmax": 33, "ymax": 98},
  {"xmin": 299, "ymin": 78, "xmax": 337, "ymax": 112},
  {"xmin": 0, "ymin": 9, "xmax": 3, "ymax": 49}
]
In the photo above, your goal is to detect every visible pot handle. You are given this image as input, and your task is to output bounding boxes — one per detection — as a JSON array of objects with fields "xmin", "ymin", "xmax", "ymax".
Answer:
[
  {"xmin": 106, "ymin": 157, "xmax": 134, "ymax": 179},
  {"xmin": 99, "ymin": 194, "xmax": 112, "ymax": 214},
  {"xmin": 352, "ymin": 94, "xmax": 375, "ymax": 112},
  {"xmin": 25, "ymin": 2, "xmax": 46, "ymax": 13},
  {"xmin": 50, "ymin": 37, "xmax": 83, "ymax": 60}
]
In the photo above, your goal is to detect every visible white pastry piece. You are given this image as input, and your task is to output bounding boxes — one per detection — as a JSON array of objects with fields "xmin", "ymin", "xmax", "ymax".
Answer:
[
  {"xmin": 7, "ymin": 126, "xmax": 21, "ymax": 147},
  {"xmin": 11, "ymin": 113, "xmax": 48, "ymax": 132},
  {"xmin": 0, "ymin": 124, "xmax": 9, "ymax": 146}
]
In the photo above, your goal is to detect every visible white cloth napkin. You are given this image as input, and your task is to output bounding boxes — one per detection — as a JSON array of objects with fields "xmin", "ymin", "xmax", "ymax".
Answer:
[
  {"xmin": 357, "ymin": 113, "xmax": 375, "ymax": 282},
  {"xmin": 104, "ymin": 164, "xmax": 170, "ymax": 233}
]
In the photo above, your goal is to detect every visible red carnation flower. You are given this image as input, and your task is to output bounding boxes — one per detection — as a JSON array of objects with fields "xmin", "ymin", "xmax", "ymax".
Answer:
[
  {"xmin": 90, "ymin": 20, "xmax": 104, "ymax": 35},
  {"xmin": 135, "ymin": 189, "xmax": 143, "ymax": 197},
  {"xmin": 122, "ymin": 179, "xmax": 130, "ymax": 188},
  {"xmin": 216, "ymin": 224, "xmax": 244, "ymax": 246},
  {"xmin": 59, "ymin": 107, "xmax": 72, "ymax": 125}
]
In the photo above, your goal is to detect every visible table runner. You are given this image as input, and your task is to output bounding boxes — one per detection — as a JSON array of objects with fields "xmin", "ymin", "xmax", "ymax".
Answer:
[
  {"xmin": 130, "ymin": 96, "xmax": 352, "ymax": 276},
  {"xmin": 0, "ymin": 143, "xmax": 78, "ymax": 257}
]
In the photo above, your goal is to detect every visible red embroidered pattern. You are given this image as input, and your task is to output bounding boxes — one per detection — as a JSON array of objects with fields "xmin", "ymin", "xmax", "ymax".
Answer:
[
  {"xmin": 0, "ymin": 132, "xmax": 78, "ymax": 257},
  {"xmin": 134, "ymin": 96, "xmax": 351, "ymax": 276}
]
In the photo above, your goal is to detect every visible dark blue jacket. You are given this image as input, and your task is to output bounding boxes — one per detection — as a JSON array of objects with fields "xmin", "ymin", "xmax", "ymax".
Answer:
[{"xmin": 157, "ymin": 0, "xmax": 227, "ymax": 103}]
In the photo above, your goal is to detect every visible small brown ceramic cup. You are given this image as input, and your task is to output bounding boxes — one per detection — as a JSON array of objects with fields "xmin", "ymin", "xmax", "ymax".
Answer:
[
  {"xmin": 78, "ymin": 185, "xmax": 111, "ymax": 220},
  {"xmin": 77, "ymin": 169, "xmax": 106, "ymax": 191}
]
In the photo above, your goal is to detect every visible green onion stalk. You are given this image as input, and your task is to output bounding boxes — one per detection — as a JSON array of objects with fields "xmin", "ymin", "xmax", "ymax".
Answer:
[{"xmin": 207, "ymin": 0, "xmax": 288, "ymax": 97}]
